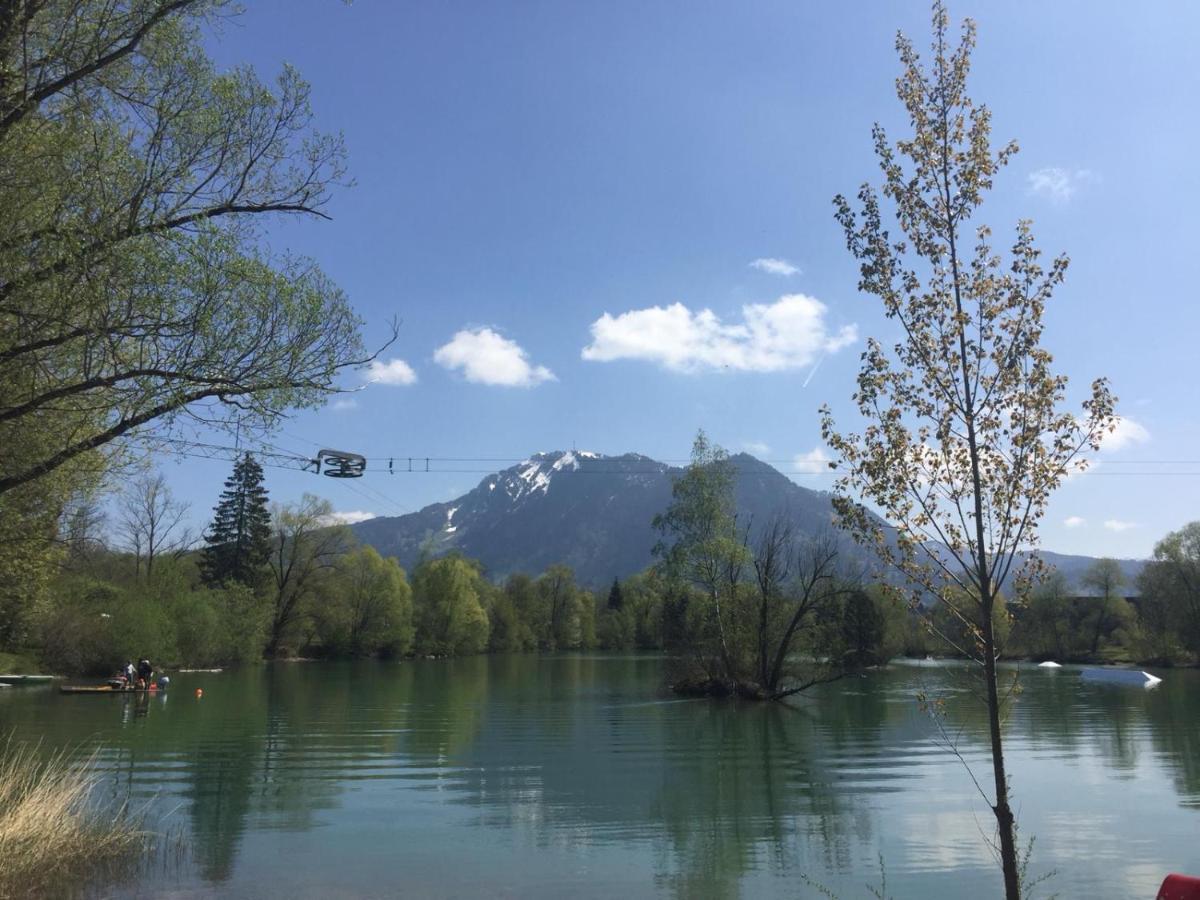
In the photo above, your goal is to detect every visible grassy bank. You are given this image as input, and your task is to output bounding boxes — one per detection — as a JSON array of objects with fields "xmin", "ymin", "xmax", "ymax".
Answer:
[{"xmin": 0, "ymin": 741, "xmax": 145, "ymax": 899}]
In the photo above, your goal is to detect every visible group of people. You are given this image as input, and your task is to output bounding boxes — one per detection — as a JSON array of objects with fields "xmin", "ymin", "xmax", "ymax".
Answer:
[{"xmin": 110, "ymin": 658, "xmax": 169, "ymax": 691}]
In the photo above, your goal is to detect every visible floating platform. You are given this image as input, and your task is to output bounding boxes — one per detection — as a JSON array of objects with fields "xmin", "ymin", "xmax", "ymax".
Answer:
[
  {"xmin": 59, "ymin": 685, "xmax": 161, "ymax": 694},
  {"xmin": 1079, "ymin": 667, "xmax": 1162, "ymax": 688},
  {"xmin": 0, "ymin": 674, "xmax": 54, "ymax": 684}
]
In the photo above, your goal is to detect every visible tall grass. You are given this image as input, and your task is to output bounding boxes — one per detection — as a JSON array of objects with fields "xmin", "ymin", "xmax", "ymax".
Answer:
[{"xmin": 0, "ymin": 739, "xmax": 146, "ymax": 898}]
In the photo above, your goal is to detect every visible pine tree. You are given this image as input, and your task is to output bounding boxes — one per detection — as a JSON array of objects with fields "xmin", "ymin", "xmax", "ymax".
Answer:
[
  {"xmin": 200, "ymin": 454, "xmax": 272, "ymax": 588},
  {"xmin": 607, "ymin": 578, "xmax": 624, "ymax": 611}
]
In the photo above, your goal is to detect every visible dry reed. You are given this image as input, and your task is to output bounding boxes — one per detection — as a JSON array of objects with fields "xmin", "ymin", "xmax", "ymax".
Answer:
[{"xmin": 0, "ymin": 739, "xmax": 145, "ymax": 898}]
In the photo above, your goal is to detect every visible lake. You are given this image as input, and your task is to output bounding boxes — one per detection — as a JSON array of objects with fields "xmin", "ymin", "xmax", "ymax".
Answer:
[{"xmin": 1, "ymin": 656, "xmax": 1197, "ymax": 898}]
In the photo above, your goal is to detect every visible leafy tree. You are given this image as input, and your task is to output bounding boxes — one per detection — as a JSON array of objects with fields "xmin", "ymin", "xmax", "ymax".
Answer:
[
  {"xmin": 1138, "ymin": 522, "xmax": 1200, "ymax": 661},
  {"xmin": 655, "ymin": 435, "xmax": 856, "ymax": 698},
  {"xmin": 265, "ymin": 494, "xmax": 349, "ymax": 657},
  {"xmin": 819, "ymin": 5, "xmax": 1114, "ymax": 895},
  {"xmin": 841, "ymin": 589, "xmax": 885, "ymax": 667},
  {"xmin": 653, "ymin": 431, "xmax": 747, "ymax": 681},
  {"xmin": 0, "ymin": 0, "xmax": 383, "ymax": 498},
  {"xmin": 411, "ymin": 555, "xmax": 490, "ymax": 656},
  {"xmin": 1018, "ymin": 572, "xmax": 1071, "ymax": 661},
  {"xmin": 200, "ymin": 453, "xmax": 272, "ymax": 588},
  {"xmin": 490, "ymin": 573, "xmax": 538, "ymax": 652},
  {"xmin": 1080, "ymin": 558, "xmax": 1133, "ymax": 658},
  {"xmin": 535, "ymin": 564, "xmax": 584, "ymax": 650},
  {"xmin": 314, "ymin": 547, "xmax": 413, "ymax": 657}
]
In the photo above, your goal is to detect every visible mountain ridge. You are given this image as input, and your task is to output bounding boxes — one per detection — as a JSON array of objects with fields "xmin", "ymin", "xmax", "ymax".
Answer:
[{"xmin": 350, "ymin": 450, "xmax": 1144, "ymax": 591}]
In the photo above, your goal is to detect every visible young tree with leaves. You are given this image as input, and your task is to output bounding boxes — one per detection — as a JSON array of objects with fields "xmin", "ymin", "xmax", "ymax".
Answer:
[
  {"xmin": 820, "ymin": 5, "xmax": 1114, "ymax": 896},
  {"xmin": 200, "ymin": 453, "xmax": 272, "ymax": 588}
]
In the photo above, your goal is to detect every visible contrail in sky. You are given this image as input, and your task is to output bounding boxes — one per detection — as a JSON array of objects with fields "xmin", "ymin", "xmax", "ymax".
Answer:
[{"xmin": 802, "ymin": 354, "xmax": 825, "ymax": 388}]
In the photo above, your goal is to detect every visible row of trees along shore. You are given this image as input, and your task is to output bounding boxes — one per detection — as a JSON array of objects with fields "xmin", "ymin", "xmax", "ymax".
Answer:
[{"xmin": 13, "ymin": 445, "xmax": 1200, "ymax": 680}]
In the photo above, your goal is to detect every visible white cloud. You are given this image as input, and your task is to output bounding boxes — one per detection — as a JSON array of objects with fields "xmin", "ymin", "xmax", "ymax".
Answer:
[
  {"xmin": 1103, "ymin": 519, "xmax": 1139, "ymax": 533},
  {"xmin": 1028, "ymin": 167, "xmax": 1097, "ymax": 203},
  {"xmin": 793, "ymin": 446, "xmax": 833, "ymax": 474},
  {"xmin": 742, "ymin": 441, "xmax": 771, "ymax": 457},
  {"xmin": 330, "ymin": 396, "xmax": 359, "ymax": 411},
  {"xmin": 1101, "ymin": 416, "xmax": 1150, "ymax": 452},
  {"xmin": 322, "ymin": 510, "xmax": 376, "ymax": 526},
  {"xmin": 582, "ymin": 295, "xmax": 856, "ymax": 374},
  {"xmin": 1064, "ymin": 516, "xmax": 1086, "ymax": 529},
  {"xmin": 749, "ymin": 257, "xmax": 800, "ymax": 277},
  {"xmin": 434, "ymin": 328, "xmax": 555, "ymax": 388},
  {"xmin": 366, "ymin": 358, "xmax": 418, "ymax": 386}
]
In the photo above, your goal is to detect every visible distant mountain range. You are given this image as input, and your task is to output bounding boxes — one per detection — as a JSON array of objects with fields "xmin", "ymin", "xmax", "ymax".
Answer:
[{"xmin": 350, "ymin": 451, "xmax": 1144, "ymax": 592}]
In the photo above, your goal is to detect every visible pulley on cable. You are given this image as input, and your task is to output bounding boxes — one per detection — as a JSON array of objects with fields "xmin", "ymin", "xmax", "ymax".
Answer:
[{"xmin": 314, "ymin": 448, "xmax": 367, "ymax": 478}]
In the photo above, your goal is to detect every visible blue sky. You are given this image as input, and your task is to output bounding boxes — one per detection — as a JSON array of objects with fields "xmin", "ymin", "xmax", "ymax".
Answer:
[{"xmin": 164, "ymin": 0, "xmax": 1200, "ymax": 559}]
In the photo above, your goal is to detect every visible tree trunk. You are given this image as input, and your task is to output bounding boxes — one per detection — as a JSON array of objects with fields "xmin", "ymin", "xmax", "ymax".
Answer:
[{"xmin": 981, "ymin": 595, "xmax": 1021, "ymax": 900}]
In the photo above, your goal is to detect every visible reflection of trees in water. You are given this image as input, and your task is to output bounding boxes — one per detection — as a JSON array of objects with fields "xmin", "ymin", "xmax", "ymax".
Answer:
[
  {"xmin": 182, "ymin": 671, "xmax": 269, "ymax": 882},
  {"xmin": 79, "ymin": 657, "xmax": 1200, "ymax": 894},
  {"xmin": 1143, "ymin": 681, "xmax": 1200, "ymax": 807},
  {"xmin": 916, "ymin": 663, "xmax": 1200, "ymax": 807},
  {"xmin": 402, "ymin": 656, "xmax": 906, "ymax": 899}
]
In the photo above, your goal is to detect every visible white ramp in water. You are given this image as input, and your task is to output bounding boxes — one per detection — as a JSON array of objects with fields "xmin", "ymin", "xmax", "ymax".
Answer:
[
  {"xmin": 1080, "ymin": 667, "xmax": 1162, "ymax": 688},
  {"xmin": 1037, "ymin": 661, "xmax": 1062, "ymax": 668}
]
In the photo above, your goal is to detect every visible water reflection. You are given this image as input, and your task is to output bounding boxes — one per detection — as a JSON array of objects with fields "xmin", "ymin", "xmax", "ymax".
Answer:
[{"xmin": 0, "ymin": 656, "xmax": 1196, "ymax": 898}]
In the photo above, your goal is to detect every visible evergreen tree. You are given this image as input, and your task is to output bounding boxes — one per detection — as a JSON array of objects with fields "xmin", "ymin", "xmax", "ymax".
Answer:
[
  {"xmin": 200, "ymin": 454, "xmax": 272, "ymax": 588},
  {"xmin": 607, "ymin": 578, "xmax": 624, "ymax": 611}
]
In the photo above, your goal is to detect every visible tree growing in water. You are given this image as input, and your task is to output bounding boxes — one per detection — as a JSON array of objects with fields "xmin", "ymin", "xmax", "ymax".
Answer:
[
  {"xmin": 654, "ymin": 432, "xmax": 864, "ymax": 699},
  {"xmin": 820, "ymin": 5, "xmax": 1114, "ymax": 896},
  {"xmin": 200, "ymin": 454, "xmax": 272, "ymax": 589}
]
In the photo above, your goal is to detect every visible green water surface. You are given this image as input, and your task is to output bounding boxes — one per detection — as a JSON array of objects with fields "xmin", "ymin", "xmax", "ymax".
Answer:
[{"xmin": 1, "ymin": 656, "xmax": 1196, "ymax": 898}]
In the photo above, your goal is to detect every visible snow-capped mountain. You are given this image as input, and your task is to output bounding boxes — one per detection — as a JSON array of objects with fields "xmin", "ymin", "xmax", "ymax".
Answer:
[
  {"xmin": 350, "ymin": 450, "xmax": 847, "ymax": 585},
  {"xmin": 350, "ymin": 450, "xmax": 1144, "ymax": 589}
]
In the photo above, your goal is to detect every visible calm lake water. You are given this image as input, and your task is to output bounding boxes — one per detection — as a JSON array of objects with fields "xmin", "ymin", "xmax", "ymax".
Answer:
[{"xmin": 1, "ymin": 656, "xmax": 1197, "ymax": 899}]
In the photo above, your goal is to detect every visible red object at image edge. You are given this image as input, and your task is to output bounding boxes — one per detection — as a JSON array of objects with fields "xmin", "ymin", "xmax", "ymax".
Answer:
[{"xmin": 1159, "ymin": 875, "xmax": 1200, "ymax": 900}]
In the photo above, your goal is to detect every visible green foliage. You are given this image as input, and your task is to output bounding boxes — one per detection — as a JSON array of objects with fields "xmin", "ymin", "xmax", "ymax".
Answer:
[
  {"xmin": 311, "ymin": 547, "xmax": 414, "ymax": 658},
  {"xmin": 653, "ymin": 434, "xmax": 860, "ymax": 698},
  {"xmin": 653, "ymin": 431, "xmax": 746, "ymax": 597},
  {"xmin": 411, "ymin": 556, "xmax": 490, "ymax": 657},
  {"xmin": 1137, "ymin": 522, "xmax": 1200, "ymax": 663},
  {"xmin": 200, "ymin": 454, "xmax": 272, "ymax": 589},
  {"xmin": 35, "ymin": 573, "xmax": 266, "ymax": 675},
  {"xmin": 0, "ymin": 0, "xmax": 370, "ymax": 498},
  {"xmin": 265, "ymin": 494, "xmax": 349, "ymax": 657},
  {"xmin": 534, "ymin": 564, "xmax": 587, "ymax": 650},
  {"xmin": 840, "ymin": 588, "xmax": 905, "ymax": 667}
]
